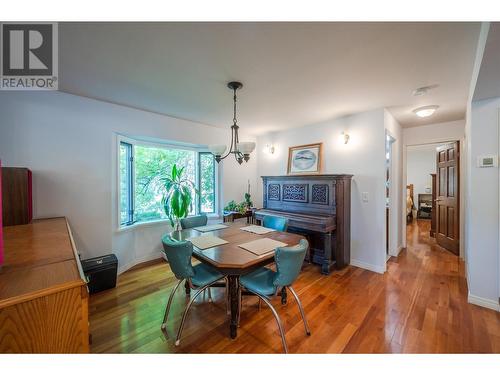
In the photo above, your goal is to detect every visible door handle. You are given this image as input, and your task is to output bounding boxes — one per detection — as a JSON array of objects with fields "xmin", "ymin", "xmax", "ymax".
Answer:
[{"xmin": 434, "ymin": 199, "xmax": 442, "ymax": 202}]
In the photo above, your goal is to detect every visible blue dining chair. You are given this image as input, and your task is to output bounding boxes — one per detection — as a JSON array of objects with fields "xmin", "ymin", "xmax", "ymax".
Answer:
[
  {"xmin": 161, "ymin": 234, "xmax": 225, "ymax": 346},
  {"xmin": 263, "ymin": 215, "xmax": 288, "ymax": 232},
  {"xmin": 180, "ymin": 214, "xmax": 208, "ymax": 229},
  {"xmin": 239, "ymin": 239, "xmax": 311, "ymax": 353}
]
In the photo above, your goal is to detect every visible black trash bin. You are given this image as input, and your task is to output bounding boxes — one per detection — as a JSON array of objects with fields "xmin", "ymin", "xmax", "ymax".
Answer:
[{"xmin": 81, "ymin": 254, "xmax": 118, "ymax": 294}]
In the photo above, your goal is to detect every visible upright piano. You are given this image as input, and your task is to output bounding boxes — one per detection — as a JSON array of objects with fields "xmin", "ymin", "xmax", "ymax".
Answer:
[{"xmin": 255, "ymin": 174, "xmax": 352, "ymax": 274}]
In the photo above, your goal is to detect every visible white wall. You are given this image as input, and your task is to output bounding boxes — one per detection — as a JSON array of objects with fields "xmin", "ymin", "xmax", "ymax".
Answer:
[
  {"xmin": 466, "ymin": 97, "xmax": 500, "ymax": 311},
  {"xmin": 0, "ymin": 91, "xmax": 258, "ymax": 273},
  {"xmin": 257, "ymin": 108, "xmax": 388, "ymax": 273},
  {"xmin": 404, "ymin": 120, "xmax": 466, "ymax": 145},
  {"xmin": 402, "ymin": 119, "xmax": 466, "ymax": 257},
  {"xmin": 384, "ymin": 110, "xmax": 404, "ymax": 257},
  {"xmin": 406, "ymin": 144, "xmax": 437, "ymax": 198},
  {"xmin": 463, "ymin": 22, "xmax": 500, "ymax": 311}
]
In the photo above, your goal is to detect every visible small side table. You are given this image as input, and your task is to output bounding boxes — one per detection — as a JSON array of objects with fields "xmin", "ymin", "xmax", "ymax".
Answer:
[{"xmin": 223, "ymin": 209, "xmax": 257, "ymax": 224}]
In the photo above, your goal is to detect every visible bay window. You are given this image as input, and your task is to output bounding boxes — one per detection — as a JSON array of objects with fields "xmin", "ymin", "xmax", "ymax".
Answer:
[{"xmin": 119, "ymin": 137, "xmax": 217, "ymax": 227}]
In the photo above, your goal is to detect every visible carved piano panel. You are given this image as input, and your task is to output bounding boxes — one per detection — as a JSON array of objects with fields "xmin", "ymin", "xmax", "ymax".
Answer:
[
  {"xmin": 257, "ymin": 174, "xmax": 352, "ymax": 274},
  {"xmin": 263, "ymin": 175, "xmax": 338, "ymax": 217}
]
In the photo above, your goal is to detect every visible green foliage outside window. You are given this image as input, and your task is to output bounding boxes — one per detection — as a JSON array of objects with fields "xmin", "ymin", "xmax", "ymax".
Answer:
[
  {"xmin": 134, "ymin": 144, "xmax": 196, "ymax": 223},
  {"xmin": 199, "ymin": 152, "xmax": 215, "ymax": 213},
  {"xmin": 119, "ymin": 139, "xmax": 217, "ymax": 227}
]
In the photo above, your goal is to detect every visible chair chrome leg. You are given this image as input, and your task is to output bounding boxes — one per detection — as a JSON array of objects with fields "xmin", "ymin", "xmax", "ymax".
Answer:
[
  {"xmin": 175, "ymin": 279, "xmax": 221, "ymax": 346},
  {"xmin": 208, "ymin": 287, "xmax": 212, "ymax": 303},
  {"xmin": 253, "ymin": 292, "xmax": 288, "ymax": 353},
  {"xmin": 161, "ymin": 279, "xmax": 183, "ymax": 330},
  {"xmin": 288, "ymin": 286, "xmax": 311, "ymax": 336}
]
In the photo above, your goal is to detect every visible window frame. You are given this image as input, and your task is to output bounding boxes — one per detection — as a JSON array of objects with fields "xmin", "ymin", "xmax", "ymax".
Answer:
[
  {"xmin": 119, "ymin": 141, "xmax": 135, "ymax": 226},
  {"xmin": 116, "ymin": 135, "xmax": 220, "ymax": 231}
]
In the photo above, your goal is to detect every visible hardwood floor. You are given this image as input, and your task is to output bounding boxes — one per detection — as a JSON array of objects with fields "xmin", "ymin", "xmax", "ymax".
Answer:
[{"xmin": 89, "ymin": 220, "xmax": 500, "ymax": 353}]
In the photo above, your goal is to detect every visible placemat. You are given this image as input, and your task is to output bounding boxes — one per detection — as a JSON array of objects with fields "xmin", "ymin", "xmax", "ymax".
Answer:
[
  {"xmin": 194, "ymin": 224, "xmax": 228, "ymax": 232},
  {"xmin": 238, "ymin": 238, "xmax": 288, "ymax": 256},
  {"xmin": 187, "ymin": 235, "xmax": 228, "ymax": 250},
  {"xmin": 240, "ymin": 225, "xmax": 276, "ymax": 235}
]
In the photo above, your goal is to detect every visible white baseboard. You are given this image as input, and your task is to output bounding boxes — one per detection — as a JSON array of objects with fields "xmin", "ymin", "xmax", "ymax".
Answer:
[
  {"xmin": 388, "ymin": 245, "xmax": 404, "ymax": 258},
  {"xmin": 118, "ymin": 252, "xmax": 164, "ymax": 275},
  {"xmin": 396, "ymin": 245, "xmax": 404, "ymax": 255},
  {"xmin": 350, "ymin": 259, "xmax": 385, "ymax": 274},
  {"xmin": 468, "ymin": 293, "xmax": 500, "ymax": 312}
]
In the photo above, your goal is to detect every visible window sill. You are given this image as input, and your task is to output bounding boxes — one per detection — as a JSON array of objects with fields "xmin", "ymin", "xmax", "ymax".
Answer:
[
  {"xmin": 116, "ymin": 213, "xmax": 221, "ymax": 233},
  {"xmin": 116, "ymin": 219, "xmax": 170, "ymax": 233}
]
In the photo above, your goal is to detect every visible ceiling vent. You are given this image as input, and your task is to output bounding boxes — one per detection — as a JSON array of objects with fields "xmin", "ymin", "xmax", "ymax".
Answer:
[{"xmin": 412, "ymin": 84, "xmax": 439, "ymax": 97}]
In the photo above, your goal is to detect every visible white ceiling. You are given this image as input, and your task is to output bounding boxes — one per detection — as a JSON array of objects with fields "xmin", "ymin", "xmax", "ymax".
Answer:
[{"xmin": 59, "ymin": 22, "xmax": 481, "ymax": 135}]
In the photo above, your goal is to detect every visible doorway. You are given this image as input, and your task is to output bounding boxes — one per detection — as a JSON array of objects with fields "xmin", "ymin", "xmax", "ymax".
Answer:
[
  {"xmin": 385, "ymin": 132, "xmax": 395, "ymax": 259},
  {"xmin": 405, "ymin": 141, "xmax": 460, "ymax": 255}
]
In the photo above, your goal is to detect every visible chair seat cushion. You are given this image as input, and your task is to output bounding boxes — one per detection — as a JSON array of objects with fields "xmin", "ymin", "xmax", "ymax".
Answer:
[
  {"xmin": 191, "ymin": 263, "xmax": 223, "ymax": 287},
  {"xmin": 240, "ymin": 268, "xmax": 278, "ymax": 296}
]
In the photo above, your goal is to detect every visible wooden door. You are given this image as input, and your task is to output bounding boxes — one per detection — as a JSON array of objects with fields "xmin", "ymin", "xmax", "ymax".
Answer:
[{"xmin": 435, "ymin": 142, "xmax": 459, "ymax": 254}]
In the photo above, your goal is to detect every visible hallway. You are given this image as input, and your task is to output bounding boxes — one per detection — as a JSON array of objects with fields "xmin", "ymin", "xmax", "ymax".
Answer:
[
  {"xmin": 383, "ymin": 219, "xmax": 500, "ymax": 352},
  {"xmin": 89, "ymin": 220, "xmax": 500, "ymax": 353}
]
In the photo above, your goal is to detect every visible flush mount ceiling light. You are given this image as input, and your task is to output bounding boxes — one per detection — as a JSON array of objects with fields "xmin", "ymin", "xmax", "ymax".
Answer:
[
  {"xmin": 413, "ymin": 105, "xmax": 439, "ymax": 118},
  {"xmin": 209, "ymin": 81, "xmax": 256, "ymax": 164}
]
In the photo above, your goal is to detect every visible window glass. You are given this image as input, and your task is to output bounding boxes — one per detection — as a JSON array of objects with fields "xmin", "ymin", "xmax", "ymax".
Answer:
[
  {"xmin": 134, "ymin": 144, "xmax": 196, "ymax": 223},
  {"xmin": 199, "ymin": 152, "xmax": 215, "ymax": 213},
  {"xmin": 119, "ymin": 138, "xmax": 217, "ymax": 227}
]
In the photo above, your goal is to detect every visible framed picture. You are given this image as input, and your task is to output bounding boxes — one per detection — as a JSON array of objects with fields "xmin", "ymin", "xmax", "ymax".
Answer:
[{"xmin": 287, "ymin": 143, "xmax": 322, "ymax": 175}]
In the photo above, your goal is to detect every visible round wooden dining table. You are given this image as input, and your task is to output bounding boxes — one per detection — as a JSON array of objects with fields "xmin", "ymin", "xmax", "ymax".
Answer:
[{"xmin": 171, "ymin": 221, "xmax": 305, "ymax": 339}]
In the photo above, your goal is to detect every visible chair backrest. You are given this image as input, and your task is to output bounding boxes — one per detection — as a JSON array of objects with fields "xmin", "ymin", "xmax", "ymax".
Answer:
[
  {"xmin": 263, "ymin": 215, "xmax": 288, "ymax": 232},
  {"xmin": 180, "ymin": 214, "xmax": 208, "ymax": 229},
  {"xmin": 161, "ymin": 235, "xmax": 195, "ymax": 279},
  {"xmin": 273, "ymin": 239, "xmax": 308, "ymax": 287}
]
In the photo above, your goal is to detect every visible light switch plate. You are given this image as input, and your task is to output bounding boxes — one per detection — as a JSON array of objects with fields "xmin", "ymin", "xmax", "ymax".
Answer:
[{"xmin": 362, "ymin": 192, "xmax": 369, "ymax": 202}]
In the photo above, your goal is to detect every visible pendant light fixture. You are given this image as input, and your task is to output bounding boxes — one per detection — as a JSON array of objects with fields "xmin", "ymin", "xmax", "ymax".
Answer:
[{"xmin": 209, "ymin": 81, "xmax": 256, "ymax": 164}]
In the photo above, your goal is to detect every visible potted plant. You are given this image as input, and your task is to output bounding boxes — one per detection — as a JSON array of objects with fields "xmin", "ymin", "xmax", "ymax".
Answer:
[
  {"xmin": 244, "ymin": 192, "xmax": 253, "ymax": 210},
  {"xmin": 161, "ymin": 164, "xmax": 197, "ymax": 231},
  {"xmin": 244, "ymin": 180, "xmax": 252, "ymax": 209}
]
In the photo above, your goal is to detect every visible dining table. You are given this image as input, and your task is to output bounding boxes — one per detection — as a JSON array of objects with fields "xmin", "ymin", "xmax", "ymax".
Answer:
[{"xmin": 170, "ymin": 221, "xmax": 305, "ymax": 339}]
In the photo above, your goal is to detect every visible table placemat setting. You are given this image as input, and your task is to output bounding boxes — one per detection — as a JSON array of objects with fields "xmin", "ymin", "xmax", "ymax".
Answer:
[
  {"xmin": 194, "ymin": 224, "xmax": 228, "ymax": 232},
  {"xmin": 239, "ymin": 225, "xmax": 276, "ymax": 235},
  {"xmin": 238, "ymin": 238, "xmax": 288, "ymax": 256},
  {"xmin": 187, "ymin": 235, "xmax": 228, "ymax": 250}
]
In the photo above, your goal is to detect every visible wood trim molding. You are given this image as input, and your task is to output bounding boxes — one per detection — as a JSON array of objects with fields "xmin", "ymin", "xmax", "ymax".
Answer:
[
  {"xmin": 0, "ymin": 280, "xmax": 84, "ymax": 309},
  {"xmin": 350, "ymin": 258, "xmax": 386, "ymax": 274},
  {"xmin": 117, "ymin": 252, "xmax": 163, "ymax": 275},
  {"xmin": 468, "ymin": 293, "xmax": 500, "ymax": 312}
]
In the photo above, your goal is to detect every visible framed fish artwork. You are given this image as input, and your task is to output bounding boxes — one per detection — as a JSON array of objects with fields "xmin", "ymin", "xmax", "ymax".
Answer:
[{"xmin": 287, "ymin": 143, "xmax": 322, "ymax": 175}]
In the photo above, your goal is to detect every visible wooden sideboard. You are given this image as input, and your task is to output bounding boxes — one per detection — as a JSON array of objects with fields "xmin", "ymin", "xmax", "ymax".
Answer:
[{"xmin": 0, "ymin": 217, "xmax": 89, "ymax": 353}]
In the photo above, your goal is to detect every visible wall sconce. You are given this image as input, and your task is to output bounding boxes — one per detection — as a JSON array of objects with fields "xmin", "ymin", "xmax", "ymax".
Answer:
[
  {"xmin": 341, "ymin": 131, "xmax": 350, "ymax": 144},
  {"xmin": 265, "ymin": 144, "xmax": 275, "ymax": 154}
]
